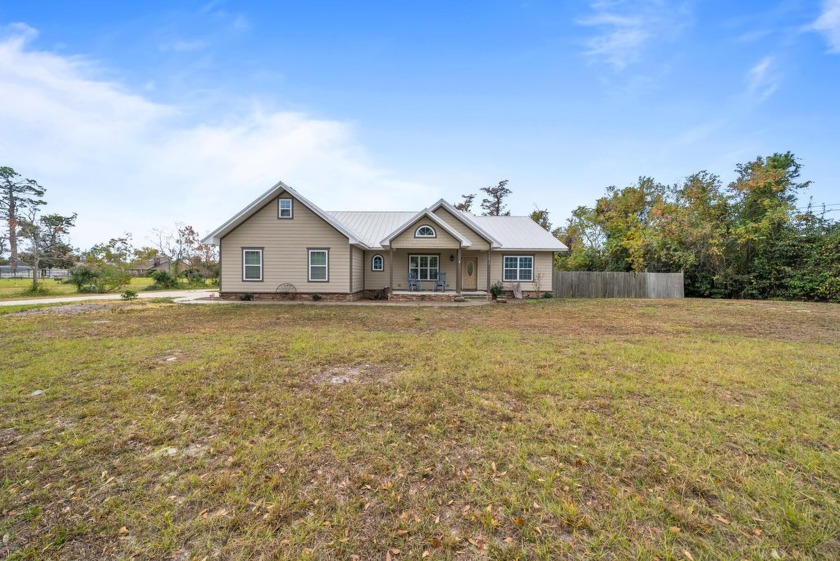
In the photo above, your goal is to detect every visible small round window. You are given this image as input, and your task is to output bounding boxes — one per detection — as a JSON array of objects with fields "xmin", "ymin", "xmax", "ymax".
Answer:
[
  {"xmin": 466, "ymin": 262, "xmax": 474, "ymax": 276},
  {"xmin": 372, "ymin": 254, "xmax": 384, "ymax": 271},
  {"xmin": 415, "ymin": 225, "xmax": 436, "ymax": 238}
]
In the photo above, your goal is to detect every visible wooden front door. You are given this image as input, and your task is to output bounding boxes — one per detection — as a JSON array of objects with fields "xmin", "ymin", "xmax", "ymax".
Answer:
[{"xmin": 462, "ymin": 256, "xmax": 478, "ymax": 291}]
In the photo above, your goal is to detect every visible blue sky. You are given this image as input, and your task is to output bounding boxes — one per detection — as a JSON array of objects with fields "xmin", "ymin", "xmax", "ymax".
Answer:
[{"xmin": 1, "ymin": 1, "xmax": 838, "ymax": 248}]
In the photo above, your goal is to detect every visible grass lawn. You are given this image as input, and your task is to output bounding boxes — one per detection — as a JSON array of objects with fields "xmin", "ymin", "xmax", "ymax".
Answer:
[
  {"xmin": 0, "ymin": 278, "xmax": 156, "ymax": 300},
  {"xmin": 0, "ymin": 277, "xmax": 213, "ymax": 300},
  {"xmin": 1, "ymin": 299, "xmax": 838, "ymax": 560}
]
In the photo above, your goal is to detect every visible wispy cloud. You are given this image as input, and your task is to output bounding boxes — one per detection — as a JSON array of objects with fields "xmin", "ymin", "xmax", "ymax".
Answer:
[
  {"xmin": 577, "ymin": 0, "xmax": 691, "ymax": 69},
  {"xmin": 0, "ymin": 26, "xmax": 434, "ymax": 248},
  {"xmin": 745, "ymin": 56, "xmax": 779, "ymax": 101},
  {"xmin": 811, "ymin": 0, "xmax": 840, "ymax": 53}
]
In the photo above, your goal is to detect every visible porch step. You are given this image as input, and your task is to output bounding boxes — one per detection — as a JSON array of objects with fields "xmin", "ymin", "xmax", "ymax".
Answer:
[{"xmin": 461, "ymin": 293, "xmax": 490, "ymax": 301}]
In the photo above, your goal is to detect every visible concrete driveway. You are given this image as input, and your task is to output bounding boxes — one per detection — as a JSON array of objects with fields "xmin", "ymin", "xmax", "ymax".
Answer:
[{"xmin": 0, "ymin": 289, "xmax": 217, "ymax": 307}]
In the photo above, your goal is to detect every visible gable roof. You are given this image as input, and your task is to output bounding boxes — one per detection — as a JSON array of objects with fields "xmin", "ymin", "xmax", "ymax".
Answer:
[
  {"xmin": 201, "ymin": 180, "xmax": 366, "ymax": 247},
  {"xmin": 203, "ymin": 180, "xmax": 568, "ymax": 252},
  {"xmin": 327, "ymin": 211, "xmax": 415, "ymax": 248},
  {"xmin": 470, "ymin": 215, "xmax": 567, "ymax": 251},
  {"xmin": 428, "ymin": 199, "xmax": 502, "ymax": 248},
  {"xmin": 378, "ymin": 209, "xmax": 472, "ymax": 248}
]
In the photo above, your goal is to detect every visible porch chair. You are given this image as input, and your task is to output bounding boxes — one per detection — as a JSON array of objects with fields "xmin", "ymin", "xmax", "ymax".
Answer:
[
  {"xmin": 408, "ymin": 271, "xmax": 421, "ymax": 291},
  {"xmin": 433, "ymin": 272, "xmax": 447, "ymax": 292}
]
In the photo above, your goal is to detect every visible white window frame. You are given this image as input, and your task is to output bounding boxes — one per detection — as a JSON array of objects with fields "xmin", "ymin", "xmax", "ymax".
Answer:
[
  {"xmin": 242, "ymin": 248, "xmax": 263, "ymax": 281},
  {"xmin": 308, "ymin": 249, "xmax": 329, "ymax": 282},
  {"xmin": 409, "ymin": 254, "xmax": 439, "ymax": 281},
  {"xmin": 503, "ymin": 255, "xmax": 533, "ymax": 282},
  {"xmin": 371, "ymin": 254, "xmax": 384, "ymax": 271},
  {"xmin": 278, "ymin": 198, "xmax": 293, "ymax": 219},
  {"xmin": 414, "ymin": 225, "xmax": 436, "ymax": 238}
]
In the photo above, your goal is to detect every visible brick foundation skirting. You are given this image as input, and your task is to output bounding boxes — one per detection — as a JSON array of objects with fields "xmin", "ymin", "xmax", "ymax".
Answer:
[{"xmin": 221, "ymin": 291, "xmax": 365, "ymax": 302}]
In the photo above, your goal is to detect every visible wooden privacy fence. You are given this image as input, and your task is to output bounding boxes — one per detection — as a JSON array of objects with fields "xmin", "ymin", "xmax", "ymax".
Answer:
[{"xmin": 552, "ymin": 271, "xmax": 684, "ymax": 299}]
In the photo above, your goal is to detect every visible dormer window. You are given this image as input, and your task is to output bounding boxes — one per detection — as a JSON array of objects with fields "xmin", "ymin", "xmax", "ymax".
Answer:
[
  {"xmin": 278, "ymin": 198, "xmax": 293, "ymax": 219},
  {"xmin": 415, "ymin": 225, "xmax": 436, "ymax": 238}
]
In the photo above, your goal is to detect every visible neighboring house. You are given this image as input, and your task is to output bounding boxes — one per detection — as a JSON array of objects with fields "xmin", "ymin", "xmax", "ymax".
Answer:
[
  {"xmin": 202, "ymin": 181, "xmax": 568, "ymax": 300},
  {"xmin": 129, "ymin": 256, "xmax": 188, "ymax": 277}
]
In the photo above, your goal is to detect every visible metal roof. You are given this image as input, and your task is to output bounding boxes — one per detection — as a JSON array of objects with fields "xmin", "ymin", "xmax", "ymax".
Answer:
[
  {"xmin": 203, "ymin": 180, "xmax": 568, "ymax": 252},
  {"xmin": 327, "ymin": 211, "xmax": 415, "ymax": 248},
  {"xmin": 469, "ymin": 215, "xmax": 568, "ymax": 251}
]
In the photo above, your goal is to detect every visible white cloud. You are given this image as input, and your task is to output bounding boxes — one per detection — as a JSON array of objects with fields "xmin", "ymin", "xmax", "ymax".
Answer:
[
  {"xmin": 812, "ymin": 0, "xmax": 840, "ymax": 53},
  {"xmin": 577, "ymin": 0, "xmax": 691, "ymax": 69},
  {"xmin": 0, "ymin": 26, "xmax": 436, "ymax": 250},
  {"xmin": 745, "ymin": 56, "xmax": 779, "ymax": 101}
]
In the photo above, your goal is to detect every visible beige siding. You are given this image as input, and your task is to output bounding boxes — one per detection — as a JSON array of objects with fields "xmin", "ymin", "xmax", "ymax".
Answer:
[
  {"xmin": 351, "ymin": 246, "xmax": 364, "ymax": 293},
  {"xmin": 364, "ymin": 251, "xmax": 390, "ymax": 290},
  {"xmin": 220, "ymin": 191, "xmax": 351, "ymax": 293},
  {"xmin": 489, "ymin": 252, "xmax": 554, "ymax": 293},
  {"xmin": 391, "ymin": 218, "xmax": 460, "ymax": 249},
  {"xmin": 432, "ymin": 208, "xmax": 490, "ymax": 250}
]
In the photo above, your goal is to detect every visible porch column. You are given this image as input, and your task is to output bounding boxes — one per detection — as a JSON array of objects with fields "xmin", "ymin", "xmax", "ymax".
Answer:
[
  {"xmin": 456, "ymin": 247, "xmax": 462, "ymax": 294},
  {"xmin": 389, "ymin": 247, "xmax": 394, "ymax": 291},
  {"xmin": 486, "ymin": 252, "xmax": 491, "ymax": 291}
]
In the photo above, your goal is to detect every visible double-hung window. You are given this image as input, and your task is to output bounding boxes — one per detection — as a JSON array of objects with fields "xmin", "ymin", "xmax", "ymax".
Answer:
[
  {"xmin": 409, "ymin": 254, "xmax": 439, "ymax": 281},
  {"xmin": 503, "ymin": 256, "xmax": 533, "ymax": 281},
  {"xmin": 308, "ymin": 249, "xmax": 329, "ymax": 281},
  {"xmin": 278, "ymin": 198, "xmax": 293, "ymax": 219},
  {"xmin": 243, "ymin": 249, "xmax": 263, "ymax": 281}
]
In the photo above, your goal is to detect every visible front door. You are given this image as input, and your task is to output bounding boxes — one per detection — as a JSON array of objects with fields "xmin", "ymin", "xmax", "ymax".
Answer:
[{"xmin": 462, "ymin": 256, "xmax": 478, "ymax": 291}]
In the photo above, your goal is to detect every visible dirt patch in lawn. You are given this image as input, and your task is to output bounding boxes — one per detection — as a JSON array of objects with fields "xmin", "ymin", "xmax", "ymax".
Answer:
[
  {"xmin": 5, "ymin": 303, "xmax": 111, "ymax": 317},
  {"xmin": 312, "ymin": 363, "xmax": 394, "ymax": 385}
]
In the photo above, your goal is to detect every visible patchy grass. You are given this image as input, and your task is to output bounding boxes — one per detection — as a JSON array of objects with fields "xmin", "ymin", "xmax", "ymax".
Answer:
[
  {"xmin": 1, "ymin": 299, "xmax": 838, "ymax": 560},
  {"xmin": 0, "ymin": 302, "xmax": 70, "ymax": 316}
]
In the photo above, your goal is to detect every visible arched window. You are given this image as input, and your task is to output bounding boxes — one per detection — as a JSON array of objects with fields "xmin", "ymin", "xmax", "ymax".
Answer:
[
  {"xmin": 371, "ymin": 254, "xmax": 384, "ymax": 271},
  {"xmin": 415, "ymin": 225, "xmax": 436, "ymax": 238}
]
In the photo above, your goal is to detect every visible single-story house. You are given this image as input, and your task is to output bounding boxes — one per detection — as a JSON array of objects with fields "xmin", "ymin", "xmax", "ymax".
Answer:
[{"xmin": 202, "ymin": 181, "xmax": 568, "ymax": 300}]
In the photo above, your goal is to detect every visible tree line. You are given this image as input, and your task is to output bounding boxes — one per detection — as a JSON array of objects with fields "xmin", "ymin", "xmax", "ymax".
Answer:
[
  {"xmin": 456, "ymin": 153, "xmax": 837, "ymax": 303},
  {"xmin": 1, "ymin": 166, "xmax": 218, "ymax": 294},
  {"xmin": 552, "ymin": 152, "xmax": 838, "ymax": 302}
]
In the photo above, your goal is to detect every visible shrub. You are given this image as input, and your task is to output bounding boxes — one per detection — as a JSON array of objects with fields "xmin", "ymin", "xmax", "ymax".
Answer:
[
  {"xmin": 121, "ymin": 289, "xmax": 138, "ymax": 300},
  {"xmin": 69, "ymin": 265, "xmax": 101, "ymax": 293},
  {"xmin": 312, "ymin": 293, "xmax": 322, "ymax": 301},
  {"xmin": 542, "ymin": 292, "xmax": 553, "ymax": 299},
  {"xmin": 240, "ymin": 293, "xmax": 254, "ymax": 301},
  {"xmin": 147, "ymin": 269, "xmax": 179, "ymax": 289},
  {"xmin": 489, "ymin": 281, "xmax": 505, "ymax": 299},
  {"xmin": 20, "ymin": 284, "xmax": 52, "ymax": 296}
]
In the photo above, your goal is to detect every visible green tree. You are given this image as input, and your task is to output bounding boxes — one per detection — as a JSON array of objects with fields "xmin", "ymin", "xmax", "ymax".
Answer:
[
  {"xmin": 0, "ymin": 167, "xmax": 46, "ymax": 273},
  {"xmin": 18, "ymin": 210, "xmax": 77, "ymax": 290},
  {"xmin": 725, "ymin": 152, "xmax": 811, "ymax": 298},
  {"xmin": 593, "ymin": 177, "xmax": 668, "ymax": 271},
  {"xmin": 529, "ymin": 207, "xmax": 552, "ymax": 231},
  {"xmin": 83, "ymin": 236, "xmax": 134, "ymax": 291},
  {"xmin": 555, "ymin": 206, "xmax": 608, "ymax": 271}
]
